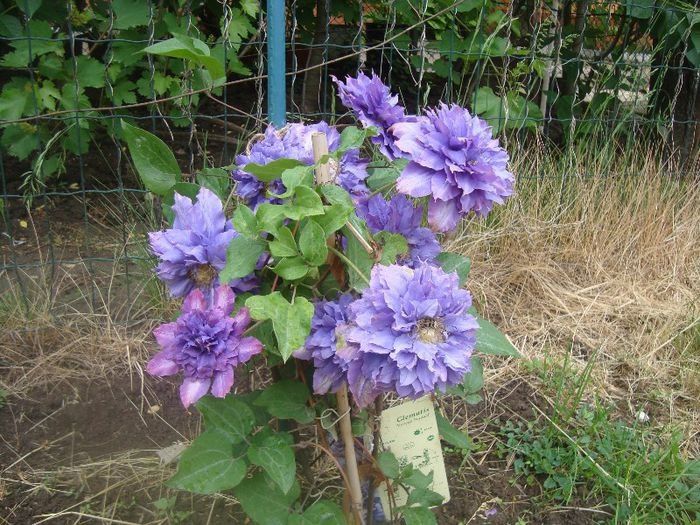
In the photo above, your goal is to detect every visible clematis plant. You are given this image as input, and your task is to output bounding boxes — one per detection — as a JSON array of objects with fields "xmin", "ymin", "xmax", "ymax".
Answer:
[{"xmin": 122, "ymin": 72, "xmax": 519, "ymax": 525}]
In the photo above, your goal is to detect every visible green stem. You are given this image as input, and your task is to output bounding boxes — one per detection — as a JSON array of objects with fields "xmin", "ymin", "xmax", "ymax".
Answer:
[{"xmin": 328, "ymin": 246, "xmax": 370, "ymax": 285}]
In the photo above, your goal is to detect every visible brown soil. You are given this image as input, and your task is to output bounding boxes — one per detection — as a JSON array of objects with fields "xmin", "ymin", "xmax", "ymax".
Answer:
[{"xmin": 0, "ymin": 372, "xmax": 601, "ymax": 525}]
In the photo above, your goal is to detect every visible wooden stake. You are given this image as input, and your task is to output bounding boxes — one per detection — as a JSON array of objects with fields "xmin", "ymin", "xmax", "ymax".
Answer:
[{"xmin": 312, "ymin": 131, "xmax": 365, "ymax": 523}]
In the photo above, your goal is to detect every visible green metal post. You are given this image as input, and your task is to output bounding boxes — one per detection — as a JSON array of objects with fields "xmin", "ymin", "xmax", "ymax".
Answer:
[{"xmin": 267, "ymin": 0, "xmax": 286, "ymax": 127}]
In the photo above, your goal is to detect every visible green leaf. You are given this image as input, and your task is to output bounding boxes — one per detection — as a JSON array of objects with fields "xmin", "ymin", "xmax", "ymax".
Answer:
[
  {"xmin": 245, "ymin": 292, "xmax": 314, "ymax": 362},
  {"xmin": 274, "ymin": 165, "xmax": 314, "ymax": 198},
  {"xmin": 241, "ymin": 0, "xmax": 259, "ymax": 17},
  {"xmin": 401, "ymin": 507, "xmax": 437, "ymax": 525},
  {"xmin": 366, "ymin": 158, "xmax": 407, "ymax": 191},
  {"xmin": 626, "ymin": 0, "xmax": 655, "ymax": 19},
  {"xmin": 0, "ymin": 86, "xmax": 30, "ymax": 122},
  {"xmin": 378, "ymin": 451, "xmax": 400, "ymax": 478},
  {"xmin": 298, "ymin": 220, "xmax": 328, "ymax": 266},
  {"xmin": 234, "ymin": 472, "xmax": 300, "ymax": 525},
  {"xmin": 289, "ymin": 501, "xmax": 345, "ymax": 525},
  {"xmin": 269, "ymin": 226, "xmax": 298, "ymax": 257},
  {"xmin": 248, "ymin": 433, "xmax": 296, "ymax": 494},
  {"xmin": 167, "ymin": 429, "xmax": 247, "ymax": 494},
  {"xmin": 273, "ymin": 256, "xmax": 309, "ymax": 280},
  {"xmin": 232, "ymin": 204, "xmax": 258, "ymax": 238},
  {"xmin": 406, "ymin": 487, "xmax": 445, "ymax": 507},
  {"xmin": 343, "ymin": 223, "xmax": 374, "ymax": 291},
  {"xmin": 284, "ymin": 186, "xmax": 324, "ymax": 220},
  {"xmin": 112, "ymin": 0, "xmax": 149, "ymax": 29},
  {"xmin": 471, "ymin": 310, "xmax": 521, "ymax": 357},
  {"xmin": 1, "ymin": 125, "xmax": 40, "ymax": 161},
  {"xmin": 313, "ymin": 205, "xmax": 352, "ymax": 237},
  {"xmin": 338, "ymin": 125, "xmax": 372, "ymax": 152},
  {"xmin": 462, "ymin": 357, "xmax": 484, "ymax": 394},
  {"xmin": 17, "ymin": 0, "xmax": 42, "ymax": 18},
  {"xmin": 196, "ymin": 167, "xmax": 230, "ymax": 200},
  {"xmin": 74, "ymin": 56, "xmax": 105, "ymax": 88},
  {"xmin": 220, "ymin": 236, "xmax": 266, "ymax": 282},
  {"xmin": 196, "ymin": 396, "xmax": 255, "ymax": 444},
  {"xmin": 436, "ymin": 252, "xmax": 471, "ymax": 286},
  {"xmin": 319, "ymin": 184, "xmax": 354, "ymax": 208},
  {"xmin": 435, "ymin": 413, "xmax": 471, "ymax": 450},
  {"xmin": 376, "ymin": 231, "xmax": 409, "ymax": 265},
  {"xmin": 254, "ymin": 380, "xmax": 314, "ymax": 424},
  {"xmin": 144, "ymin": 35, "xmax": 225, "ymax": 80},
  {"xmin": 121, "ymin": 121, "xmax": 180, "ymax": 195},
  {"xmin": 256, "ymin": 203, "xmax": 287, "ymax": 233},
  {"xmin": 243, "ymin": 159, "xmax": 305, "ymax": 183}
]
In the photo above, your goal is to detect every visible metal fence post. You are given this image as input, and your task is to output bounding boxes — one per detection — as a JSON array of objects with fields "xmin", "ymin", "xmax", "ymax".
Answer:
[{"xmin": 267, "ymin": 0, "xmax": 286, "ymax": 127}]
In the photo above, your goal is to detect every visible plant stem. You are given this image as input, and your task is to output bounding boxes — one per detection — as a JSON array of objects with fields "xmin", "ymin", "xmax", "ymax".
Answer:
[
  {"xmin": 328, "ymin": 246, "xmax": 370, "ymax": 285},
  {"xmin": 337, "ymin": 383, "xmax": 365, "ymax": 524}
]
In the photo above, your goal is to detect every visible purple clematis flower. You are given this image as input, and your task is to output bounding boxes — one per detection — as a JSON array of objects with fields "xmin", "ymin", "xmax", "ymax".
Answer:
[
  {"xmin": 356, "ymin": 194, "xmax": 440, "ymax": 266},
  {"xmin": 233, "ymin": 122, "xmax": 370, "ymax": 207},
  {"xmin": 343, "ymin": 263, "xmax": 478, "ymax": 407},
  {"xmin": 392, "ymin": 103, "xmax": 514, "ymax": 232},
  {"xmin": 295, "ymin": 294, "xmax": 356, "ymax": 395},
  {"xmin": 333, "ymin": 71, "xmax": 409, "ymax": 160},
  {"xmin": 147, "ymin": 285, "xmax": 263, "ymax": 408},
  {"xmin": 149, "ymin": 187, "xmax": 256, "ymax": 298}
]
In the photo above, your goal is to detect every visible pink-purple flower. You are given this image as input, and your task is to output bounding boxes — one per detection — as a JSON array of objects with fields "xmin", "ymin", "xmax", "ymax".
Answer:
[
  {"xmin": 393, "ymin": 103, "xmax": 514, "ymax": 232},
  {"xmin": 295, "ymin": 294, "xmax": 355, "ymax": 395},
  {"xmin": 343, "ymin": 263, "xmax": 478, "ymax": 407},
  {"xmin": 356, "ymin": 194, "xmax": 440, "ymax": 266},
  {"xmin": 147, "ymin": 286, "xmax": 263, "ymax": 408},
  {"xmin": 333, "ymin": 71, "xmax": 408, "ymax": 160}
]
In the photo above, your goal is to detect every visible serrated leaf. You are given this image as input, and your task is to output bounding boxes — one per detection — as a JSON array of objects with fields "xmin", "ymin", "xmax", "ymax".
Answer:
[
  {"xmin": 220, "ymin": 235, "xmax": 266, "ymax": 282},
  {"xmin": 435, "ymin": 413, "xmax": 471, "ymax": 450},
  {"xmin": 436, "ymin": 252, "xmax": 471, "ymax": 286},
  {"xmin": 121, "ymin": 121, "xmax": 180, "ymax": 195},
  {"xmin": 298, "ymin": 220, "xmax": 328, "ymax": 266},
  {"xmin": 234, "ymin": 472, "xmax": 300, "ymax": 525},
  {"xmin": 112, "ymin": 0, "xmax": 149, "ymax": 29},
  {"xmin": 243, "ymin": 158, "xmax": 305, "ymax": 183},
  {"xmin": 73, "ymin": 56, "xmax": 105, "ymax": 88},
  {"xmin": 245, "ymin": 292, "xmax": 314, "ymax": 362},
  {"xmin": 378, "ymin": 451, "xmax": 400, "ymax": 478},
  {"xmin": 17, "ymin": 0, "xmax": 42, "ymax": 17},
  {"xmin": 254, "ymin": 380, "xmax": 314, "ymax": 424},
  {"xmin": 196, "ymin": 396, "xmax": 255, "ymax": 443},
  {"xmin": 248, "ymin": 434, "xmax": 296, "ymax": 494},
  {"xmin": 144, "ymin": 35, "xmax": 225, "ymax": 80},
  {"xmin": 167, "ymin": 429, "xmax": 246, "ymax": 494}
]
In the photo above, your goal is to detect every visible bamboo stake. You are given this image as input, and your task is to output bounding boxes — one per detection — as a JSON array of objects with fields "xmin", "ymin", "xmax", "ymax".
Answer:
[{"xmin": 312, "ymin": 131, "xmax": 365, "ymax": 523}]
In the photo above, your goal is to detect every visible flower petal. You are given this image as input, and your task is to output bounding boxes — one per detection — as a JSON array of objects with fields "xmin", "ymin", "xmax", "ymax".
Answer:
[
  {"xmin": 146, "ymin": 349, "xmax": 179, "ymax": 376},
  {"xmin": 180, "ymin": 377, "xmax": 211, "ymax": 408},
  {"xmin": 211, "ymin": 368, "xmax": 235, "ymax": 398}
]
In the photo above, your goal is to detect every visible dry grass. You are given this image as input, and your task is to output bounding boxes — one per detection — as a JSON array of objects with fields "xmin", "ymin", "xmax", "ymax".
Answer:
[{"xmin": 449, "ymin": 143, "xmax": 700, "ymax": 453}]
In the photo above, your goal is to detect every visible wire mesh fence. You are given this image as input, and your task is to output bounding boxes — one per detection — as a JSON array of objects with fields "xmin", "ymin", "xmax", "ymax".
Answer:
[{"xmin": 0, "ymin": 0, "xmax": 698, "ymax": 320}]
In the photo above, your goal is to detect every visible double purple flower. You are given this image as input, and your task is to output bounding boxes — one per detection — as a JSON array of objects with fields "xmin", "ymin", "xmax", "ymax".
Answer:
[
  {"xmin": 393, "ymin": 103, "xmax": 514, "ymax": 232},
  {"xmin": 333, "ymin": 71, "xmax": 409, "ymax": 160},
  {"xmin": 148, "ymin": 187, "xmax": 257, "ymax": 297},
  {"xmin": 344, "ymin": 263, "xmax": 478, "ymax": 407},
  {"xmin": 147, "ymin": 286, "xmax": 263, "ymax": 408}
]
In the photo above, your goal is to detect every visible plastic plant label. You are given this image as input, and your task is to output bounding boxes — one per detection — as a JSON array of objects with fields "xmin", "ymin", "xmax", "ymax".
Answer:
[{"xmin": 378, "ymin": 396, "xmax": 450, "ymax": 513}]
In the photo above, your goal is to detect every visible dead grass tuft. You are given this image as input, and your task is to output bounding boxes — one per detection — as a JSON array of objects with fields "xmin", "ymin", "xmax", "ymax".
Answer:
[{"xmin": 448, "ymin": 145, "xmax": 700, "ymax": 452}]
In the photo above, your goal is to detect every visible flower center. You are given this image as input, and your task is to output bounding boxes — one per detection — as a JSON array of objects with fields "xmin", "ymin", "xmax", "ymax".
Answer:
[
  {"xmin": 416, "ymin": 317, "xmax": 446, "ymax": 344},
  {"xmin": 190, "ymin": 264, "xmax": 217, "ymax": 287}
]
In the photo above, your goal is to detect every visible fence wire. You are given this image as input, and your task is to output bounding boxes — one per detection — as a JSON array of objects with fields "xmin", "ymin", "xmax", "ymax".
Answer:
[{"xmin": 0, "ymin": 0, "xmax": 698, "ymax": 320}]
